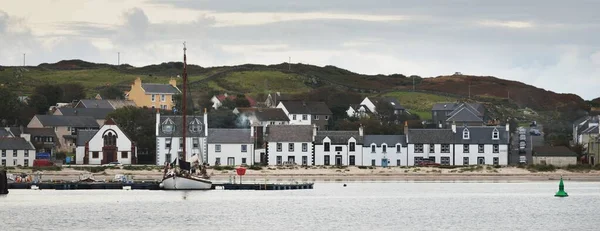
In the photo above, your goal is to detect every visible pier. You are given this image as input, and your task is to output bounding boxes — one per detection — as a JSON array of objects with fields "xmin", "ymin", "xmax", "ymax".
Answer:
[{"xmin": 6, "ymin": 182, "xmax": 314, "ymax": 191}]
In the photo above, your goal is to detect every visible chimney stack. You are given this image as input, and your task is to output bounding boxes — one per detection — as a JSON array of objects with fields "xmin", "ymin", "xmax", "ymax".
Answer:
[
  {"xmin": 204, "ymin": 108, "xmax": 208, "ymax": 137},
  {"xmin": 359, "ymin": 124, "xmax": 364, "ymax": 136},
  {"xmin": 505, "ymin": 120, "xmax": 510, "ymax": 132},
  {"xmin": 155, "ymin": 108, "xmax": 160, "ymax": 136},
  {"xmin": 312, "ymin": 124, "xmax": 317, "ymax": 142},
  {"xmin": 451, "ymin": 121, "xmax": 456, "ymax": 133},
  {"xmin": 404, "ymin": 121, "xmax": 409, "ymax": 135}
]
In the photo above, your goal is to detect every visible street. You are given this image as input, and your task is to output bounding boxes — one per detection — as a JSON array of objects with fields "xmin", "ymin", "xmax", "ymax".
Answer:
[{"xmin": 509, "ymin": 124, "xmax": 545, "ymax": 165}]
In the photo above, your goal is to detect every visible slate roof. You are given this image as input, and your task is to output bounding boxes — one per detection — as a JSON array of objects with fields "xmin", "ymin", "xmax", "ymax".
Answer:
[
  {"xmin": 0, "ymin": 137, "xmax": 35, "ymax": 150},
  {"xmin": 76, "ymin": 130, "xmax": 98, "ymax": 146},
  {"xmin": 141, "ymin": 83, "xmax": 181, "ymax": 94},
  {"xmin": 265, "ymin": 125, "xmax": 313, "ymax": 142},
  {"xmin": 77, "ymin": 99, "xmax": 114, "ymax": 109},
  {"xmin": 254, "ymin": 108, "xmax": 289, "ymax": 121},
  {"xmin": 407, "ymin": 129, "xmax": 455, "ymax": 144},
  {"xmin": 363, "ymin": 135, "xmax": 406, "ymax": 147},
  {"xmin": 533, "ymin": 146, "xmax": 577, "ymax": 157},
  {"xmin": 157, "ymin": 115, "xmax": 206, "ymax": 137},
  {"xmin": 582, "ymin": 125, "xmax": 599, "ymax": 134},
  {"xmin": 446, "ymin": 107, "xmax": 484, "ymax": 122},
  {"xmin": 432, "ymin": 103, "xmax": 458, "ymax": 111},
  {"xmin": 207, "ymin": 129, "xmax": 253, "ymax": 144},
  {"xmin": 24, "ymin": 128, "xmax": 57, "ymax": 138},
  {"xmin": 454, "ymin": 126, "xmax": 510, "ymax": 144},
  {"xmin": 315, "ymin": 131, "xmax": 363, "ymax": 144},
  {"xmin": 107, "ymin": 100, "xmax": 137, "ymax": 108},
  {"xmin": 0, "ymin": 129, "xmax": 12, "ymax": 137},
  {"xmin": 35, "ymin": 115, "xmax": 99, "ymax": 127},
  {"xmin": 56, "ymin": 108, "xmax": 115, "ymax": 120},
  {"xmin": 280, "ymin": 101, "xmax": 332, "ymax": 115},
  {"xmin": 432, "ymin": 102, "xmax": 484, "ymax": 114},
  {"xmin": 267, "ymin": 92, "xmax": 292, "ymax": 105},
  {"xmin": 382, "ymin": 97, "xmax": 405, "ymax": 110}
]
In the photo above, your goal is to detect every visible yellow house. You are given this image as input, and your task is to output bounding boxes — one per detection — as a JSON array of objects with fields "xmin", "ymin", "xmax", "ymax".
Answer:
[{"xmin": 127, "ymin": 77, "xmax": 181, "ymax": 110}]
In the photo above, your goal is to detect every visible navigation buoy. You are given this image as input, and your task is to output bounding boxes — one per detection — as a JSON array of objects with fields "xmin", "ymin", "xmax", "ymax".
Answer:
[
  {"xmin": 554, "ymin": 176, "xmax": 568, "ymax": 197},
  {"xmin": 343, "ymin": 184, "xmax": 347, "ymax": 187}
]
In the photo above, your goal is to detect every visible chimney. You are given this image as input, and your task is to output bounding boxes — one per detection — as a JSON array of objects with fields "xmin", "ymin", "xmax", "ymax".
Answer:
[
  {"xmin": 155, "ymin": 108, "xmax": 160, "ymax": 136},
  {"xmin": 204, "ymin": 108, "xmax": 208, "ymax": 137},
  {"xmin": 134, "ymin": 77, "xmax": 142, "ymax": 86},
  {"xmin": 169, "ymin": 78, "xmax": 177, "ymax": 87},
  {"xmin": 250, "ymin": 125, "xmax": 254, "ymax": 138},
  {"xmin": 312, "ymin": 124, "xmax": 317, "ymax": 141},
  {"xmin": 403, "ymin": 121, "xmax": 408, "ymax": 135},
  {"xmin": 19, "ymin": 125, "xmax": 24, "ymax": 135},
  {"xmin": 74, "ymin": 110, "xmax": 78, "ymax": 115},
  {"xmin": 359, "ymin": 124, "xmax": 364, "ymax": 136},
  {"xmin": 505, "ymin": 121, "xmax": 510, "ymax": 132},
  {"xmin": 451, "ymin": 121, "xmax": 456, "ymax": 133},
  {"xmin": 20, "ymin": 133, "xmax": 31, "ymax": 142}
]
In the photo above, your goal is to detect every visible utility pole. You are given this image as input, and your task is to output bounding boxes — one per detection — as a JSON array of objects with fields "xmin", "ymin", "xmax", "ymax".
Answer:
[
  {"xmin": 118, "ymin": 52, "xmax": 120, "ymax": 65},
  {"xmin": 23, "ymin": 53, "xmax": 26, "ymax": 66}
]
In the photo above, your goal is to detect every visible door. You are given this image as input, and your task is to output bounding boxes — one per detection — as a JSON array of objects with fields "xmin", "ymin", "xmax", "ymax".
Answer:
[
  {"xmin": 102, "ymin": 147, "xmax": 117, "ymax": 164},
  {"xmin": 288, "ymin": 156, "xmax": 296, "ymax": 165},
  {"xmin": 227, "ymin": 157, "xmax": 235, "ymax": 166},
  {"xmin": 349, "ymin": 155, "xmax": 355, "ymax": 166},
  {"xmin": 335, "ymin": 155, "xmax": 342, "ymax": 166},
  {"xmin": 381, "ymin": 158, "xmax": 388, "ymax": 167},
  {"xmin": 260, "ymin": 152, "xmax": 267, "ymax": 165},
  {"xmin": 477, "ymin": 157, "xmax": 485, "ymax": 165}
]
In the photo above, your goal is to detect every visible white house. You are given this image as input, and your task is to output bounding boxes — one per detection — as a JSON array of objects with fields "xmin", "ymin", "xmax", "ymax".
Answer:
[
  {"xmin": 277, "ymin": 101, "xmax": 333, "ymax": 130},
  {"xmin": 359, "ymin": 97, "xmax": 377, "ymax": 114},
  {"xmin": 0, "ymin": 135, "xmax": 36, "ymax": 167},
  {"xmin": 362, "ymin": 135, "xmax": 408, "ymax": 167},
  {"xmin": 155, "ymin": 110, "xmax": 208, "ymax": 165},
  {"xmin": 75, "ymin": 119, "xmax": 137, "ymax": 165},
  {"xmin": 265, "ymin": 125, "xmax": 314, "ymax": 165},
  {"xmin": 347, "ymin": 97, "xmax": 406, "ymax": 118},
  {"xmin": 207, "ymin": 128, "xmax": 255, "ymax": 166},
  {"xmin": 346, "ymin": 104, "xmax": 372, "ymax": 118},
  {"xmin": 406, "ymin": 123, "xmax": 510, "ymax": 166},
  {"xmin": 314, "ymin": 127, "xmax": 364, "ymax": 166}
]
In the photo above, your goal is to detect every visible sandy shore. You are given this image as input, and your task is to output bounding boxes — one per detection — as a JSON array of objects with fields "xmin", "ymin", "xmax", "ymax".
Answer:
[{"xmin": 6, "ymin": 166, "xmax": 600, "ymax": 182}]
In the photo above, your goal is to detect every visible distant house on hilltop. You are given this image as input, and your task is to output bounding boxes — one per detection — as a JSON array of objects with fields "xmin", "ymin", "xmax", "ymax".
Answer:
[
  {"xmin": 431, "ymin": 102, "xmax": 485, "ymax": 128},
  {"xmin": 277, "ymin": 101, "xmax": 333, "ymax": 130},
  {"xmin": 346, "ymin": 97, "xmax": 406, "ymax": 118},
  {"xmin": 126, "ymin": 77, "xmax": 181, "ymax": 110}
]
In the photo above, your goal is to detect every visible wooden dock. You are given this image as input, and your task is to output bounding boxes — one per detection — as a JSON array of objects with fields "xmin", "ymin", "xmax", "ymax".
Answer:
[{"xmin": 6, "ymin": 182, "xmax": 314, "ymax": 191}]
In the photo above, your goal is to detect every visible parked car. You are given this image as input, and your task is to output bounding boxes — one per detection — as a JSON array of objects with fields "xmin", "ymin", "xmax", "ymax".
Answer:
[{"xmin": 530, "ymin": 129, "xmax": 541, "ymax": 136}]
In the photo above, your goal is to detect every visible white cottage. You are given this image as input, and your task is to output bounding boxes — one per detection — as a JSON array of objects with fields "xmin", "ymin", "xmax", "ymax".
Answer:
[
  {"xmin": 277, "ymin": 101, "xmax": 332, "ymax": 130},
  {"xmin": 207, "ymin": 128, "xmax": 255, "ymax": 166},
  {"xmin": 265, "ymin": 125, "xmax": 314, "ymax": 165},
  {"xmin": 155, "ymin": 111, "xmax": 208, "ymax": 165},
  {"xmin": 314, "ymin": 126, "xmax": 364, "ymax": 166},
  {"xmin": 0, "ymin": 135, "xmax": 36, "ymax": 167},
  {"xmin": 362, "ymin": 135, "xmax": 407, "ymax": 167},
  {"xmin": 75, "ymin": 119, "xmax": 137, "ymax": 165}
]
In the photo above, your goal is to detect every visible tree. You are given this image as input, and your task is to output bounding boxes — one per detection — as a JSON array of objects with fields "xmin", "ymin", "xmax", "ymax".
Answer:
[
  {"xmin": 60, "ymin": 83, "xmax": 86, "ymax": 102},
  {"xmin": 173, "ymin": 94, "xmax": 195, "ymax": 114},
  {"xmin": 34, "ymin": 85, "xmax": 63, "ymax": 106},
  {"xmin": 208, "ymin": 110, "xmax": 237, "ymax": 128},
  {"xmin": 234, "ymin": 94, "xmax": 250, "ymax": 108},
  {"xmin": 571, "ymin": 143, "xmax": 586, "ymax": 158},
  {"xmin": 28, "ymin": 94, "xmax": 49, "ymax": 114},
  {"xmin": 220, "ymin": 98, "xmax": 237, "ymax": 110},
  {"xmin": 106, "ymin": 106, "xmax": 156, "ymax": 155},
  {"xmin": 99, "ymin": 86, "xmax": 124, "ymax": 99},
  {"xmin": 0, "ymin": 87, "xmax": 25, "ymax": 126}
]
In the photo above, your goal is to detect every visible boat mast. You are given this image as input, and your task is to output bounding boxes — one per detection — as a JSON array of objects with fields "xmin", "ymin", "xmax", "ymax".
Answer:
[{"xmin": 182, "ymin": 42, "xmax": 188, "ymax": 162}]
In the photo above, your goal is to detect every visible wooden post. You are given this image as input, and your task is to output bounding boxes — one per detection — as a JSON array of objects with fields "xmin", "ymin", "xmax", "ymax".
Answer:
[{"xmin": 1, "ymin": 169, "xmax": 8, "ymax": 194}]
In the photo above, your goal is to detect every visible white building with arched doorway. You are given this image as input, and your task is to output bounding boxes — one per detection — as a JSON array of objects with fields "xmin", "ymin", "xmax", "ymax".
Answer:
[{"xmin": 75, "ymin": 118, "xmax": 137, "ymax": 165}]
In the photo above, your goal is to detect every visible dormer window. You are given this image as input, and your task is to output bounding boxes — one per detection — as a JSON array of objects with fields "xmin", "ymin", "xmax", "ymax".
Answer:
[
  {"xmin": 463, "ymin": 128, "xmax": 470, "ymax": 139},
  {"xmin": 492, "ymin": 128, "xmax": 499, "ymax": 140},
  {"xmin": 162, "ymin": 118, "xmax": 175, "ymax": 134},
  {"xmin": 188, "ymin": 118, "xmax": 203, "ymax": 133}
]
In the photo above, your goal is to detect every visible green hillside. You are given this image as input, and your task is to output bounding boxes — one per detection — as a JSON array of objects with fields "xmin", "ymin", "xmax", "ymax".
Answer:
[{"xmin": 382, "ymin": 91, "xmax": 458, "ymax": 120}]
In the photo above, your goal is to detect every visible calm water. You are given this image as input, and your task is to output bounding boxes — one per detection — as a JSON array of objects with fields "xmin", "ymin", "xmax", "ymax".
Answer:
[{"xmin": 1, "ymin": 181, "xmax": 600, "ymax": 231}]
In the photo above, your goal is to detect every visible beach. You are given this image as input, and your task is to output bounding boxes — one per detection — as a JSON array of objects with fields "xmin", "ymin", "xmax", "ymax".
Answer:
[{"xmin": 5, "ymin": 165, "xmax": 600, "ymax": 182}]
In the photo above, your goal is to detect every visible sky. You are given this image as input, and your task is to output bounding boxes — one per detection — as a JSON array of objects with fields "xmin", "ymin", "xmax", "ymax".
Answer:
[{"xmin": 0, "ymin": 0, "xmax": 599, "ymax": 100}]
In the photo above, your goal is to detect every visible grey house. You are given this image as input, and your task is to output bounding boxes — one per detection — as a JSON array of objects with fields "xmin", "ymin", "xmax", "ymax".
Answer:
[
  {"xmin": 431, "ymin": 103, "xmax": 485, "ymax": 128},
  {"xmin": 277, "ymin": 101, "xmax": 333, "ymax": 130}
]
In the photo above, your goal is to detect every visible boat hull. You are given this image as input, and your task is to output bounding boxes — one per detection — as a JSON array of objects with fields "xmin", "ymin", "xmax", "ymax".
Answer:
[{"xmin": 160, "ymin": 176, "xmax": 212, "ymax": 190}]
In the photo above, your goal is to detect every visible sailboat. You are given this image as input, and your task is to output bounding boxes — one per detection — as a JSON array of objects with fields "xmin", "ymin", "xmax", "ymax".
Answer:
[{"xmin": 160, "ymin": 42, "xmax": 212, "ymax": 190}]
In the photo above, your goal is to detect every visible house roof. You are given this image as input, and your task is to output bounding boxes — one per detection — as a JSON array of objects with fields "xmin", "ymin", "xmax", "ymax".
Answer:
[
  {"xmin": 56, "ymin": 108, "xmax": 115, "ymax": 120},
  {"xmin": 446, "ymin": 107, "xmax": 484, "ymax": 122},
  {"xmin": 76, "ymin": 130, "xmax": 98, "ymax": 146},
  {"xmin": 0, "ymin": 129, "xmax": 12, "ymax": 137},
  {"xmin": 454, "ymin": 126, "xmax": 510, "ymax": 144},
  {"xmin": 315, "ymin": 131, "xmax": 363, "ymax": 144},
  {"xmin": 349, "ymin": 104, "xmax": 372, "ymax": 114},
  {"xmin": 107, "ymin": 100, "xmax": 137, "ymax": 108},
  {"xmin": 363, "ymin": 135, "xmax": 406, "ymax": 146},
  {"xmin": 0, "ymin": 137, "xmax": 35, "ymax": 150},
  {"xmin": 141, "ymin": 83, "xmax": 181, "ymax": 94},
  {"xmin": 533, "ymin": 146, "xmax": 577, "ymax": 157},
  {"xmin": 35, "ymin": 115, "xmax": 99, "ymax": 127},
  {"xmin": 432, "ymin": 102, "xmax": 484, "ymax": 115},
  {"xmin": 407, "ymin": 129, "xmax": 455, "ymax": 144},
  {"xmin": 157, "ymin": 115, "xmax": 206, "ymax": 137},
  {"xmin": 582, "ymin": 125, "xmax": 599, "ymax": 134},
  {"xmin": 207, "ymin": 129, "xmax": 253, "ymax": 144},
  {"xmin": 268, "ymin": 92, "xmax": 292, "ymax": 105},
  {"xmin": 280, "ymin": 101, "xmax": 332, "ymax": 115},
  {"xmin": 254, "ymin": 108, "xmax": 289, "ymax": 121},
  {"xmin": 266, "ymin": 125, "xmax": 313, "ymax": 142},
  {"xmin": 382, "ymin": 97, "xmax": 405, "ymax": 110},
  {"xmin": 432, "ymin": 103, "xmax": 458, "ymax": 111},
  {"xmin": 77, "ymin": 99, "xmax": 114, "ymax": 109},
  {"xmin": 25, "ymin": 128, "xmax": 57, "ymax": 138}
]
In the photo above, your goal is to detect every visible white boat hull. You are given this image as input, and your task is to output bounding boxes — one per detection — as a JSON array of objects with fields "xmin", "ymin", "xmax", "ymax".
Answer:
[{"xmin": 160, "ymin": 176, "xmax": 212, "ymax": 190}]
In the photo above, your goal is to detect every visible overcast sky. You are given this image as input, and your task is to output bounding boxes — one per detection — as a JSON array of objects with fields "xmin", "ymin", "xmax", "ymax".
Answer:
[{"xmin": 1, "ymin": 0, "xmax": 599, "ymax": 99}]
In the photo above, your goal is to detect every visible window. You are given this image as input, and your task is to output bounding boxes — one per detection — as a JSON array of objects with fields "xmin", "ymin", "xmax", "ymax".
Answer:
[
  {"xmin": 121, "ymin": 152, "xmax": 128, "ymax": 158},
  {"xmin": 302, "ymin": 143, "xmax": 308, "ymax": 152},
  {"xmin": 241, "ymin": 145, "xmax": 248, "ymax": 152},
  {"xmin": 288, "ymin": 143, "xmax": 294, "ymax": 152},
  {"xmin": 493, "ymin": 157, "xmax": 499, "ymax": 165},
  {"xmin": 350, "ymin": 142, "xmax": 356, "ymax": 152},
  {"xmin": 13, "ymin": 150, "xmax": 17, "ymax": 157},
  {"xmin": 242, "ymin": 158, "xmax": 247, "ymax": 164},
  {"xmin": 349, "ymin": 155, "xmax": 355, "ymax": 166},
  {"xmin": 463, "ymin": 144, "xmax": 469, "ymax": 153},
  {"xmin": 276, "ymin": 156, "xmax": 282, "ymax": 165},
  {"xmin": 166, "ymin": 154, "xmax": 172, "ymax": 163},
  {"xmin": 324, "ymin": 155, "xmax": 330, "ymax": 165},
  {"xmin": 414, "ymin": 144, "xmax": 424, "ymax": 153},
  {"xmin": 1, "ymin": 159, "xmax": 5, "ymax": 166},
  {"xmin": 441, "ymin": 144, "xmax": 450, "ymax": 153},
  {"xmin": 463, "ymin": 128, "xmax": 470, "ymax": 139},
  {"xmin": 161, "ymin": 94, "xmax": 165, "ymax": 102},
  {"xmin": 414, "ymin": 157, "xmax": 423, "ymax": 165},
  {"xmin": 215, "ymin": 144, "xmax": 221, "ymax": 152},
  {"xmin": 161, "ymin": 105, "xmax": 167, "ymax": 110},
  {"xmin": 103, "ymin": 132, "xmax": 116, "ymax": 146},
  {"xmin": 92, "ymin": 152, "xmax": 99, "ymax": 158},
  {"xmin": 493, "ymin": 144, "xmax": 499, "ymax": 153},
  {"xmin": 324, "ymin": 142, "xmax": 330, "ymax": 152},
  {"xmin": 335, "ymin": 146, "xmax": 343, "ymax": 152},
  {"xmin": 302, "ymin": 156, "xmax": 308, "ymax": 165},
  {"xmin": 492, "ymin": 129, "xmax": 499, "ymax": 140},
  {"xmin": 302, "ymin": 114, "xmax": 307, "ymax": 120},
  {"xmin": 429, "ymin": 144, "xmax": 435, "ymax": 153},
  {"xmin": 193, "ymin": 138, "xmax": 199, "ymax": 148},
  {"xmin": 162, "ymin": 124, "xmax": 174, "ymax": 134},
  {"xmin": 276, "ymin": 143, "xmax": 282, "ymax": 152},
  {"xmin": 463, "ymin": 157, "xmax": 469, "ymax": 165},
  {"xmin": 23, "ymin": 159, "xmax": 28, "ymax": 167},
  {"xmin": 396, "ymin": 145, "xmax": 401, "ymax": 153},
  {"xmin": 478, "ymin": 144, "xmax": 484, "ymax": 153},
  {"xmin": 1, "ymin": 150, "xmax": 5, "ymax": 157},
  {"xmin": 382, "ymin": 144, "xmax": 387, "ymax": 153},
  {"xmin": 477, "ymin": 157, "xmax": 485, "ymax": 165},
  {"xmin": 172, "ymin": 96, "xmax": 174, "ymax": 102},
  {"xmin": 371, "ymin": 144, "xmax": 376, "ymax": 153},
  {"xmin": 292, "ymin": 115, "xmax": 296, "ymax": 120},
  {"xmin": 179, "ymin": 138, "xmax": 184, "ymax": 149},
  {"xmin": 396, "ymin": 159, "xmax": 401, "ymax": 166},
  {"xmin": 24, "ymin": 151, "xmax": 28, "ymax": 158},
  {"xmin": 151, "ymin": 94, "xmax": 156, "ymax": 102},
  {"xmin": 441, "ymin": 157, "xmax": 450, "ymax": 165},
  {"xmin": 325, "ymin": 116, "xmax": 329, "ymax": 120},
  {"xmin": 165, "ymin": 138, "xmax": 172, "ymax": 148},
  {"xmin": 371, "ymin": 159, "xmax": 376, "ymax": 166},
  {"xmin": 215, "ymin": 157, "xmax": 221, "ymax": 165},
  {"xmin": 314, "ymin": 115, "xmax": 319, "ymax": 120}
]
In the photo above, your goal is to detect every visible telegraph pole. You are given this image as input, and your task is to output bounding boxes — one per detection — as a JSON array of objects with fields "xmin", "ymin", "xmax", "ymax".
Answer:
[
  {"xmin": 118, "ymin": 52, "xmax": 120, "ymax": 65},
  {"xmin": 23, "ymin": 53, "xmax": 26, "ymax": 66}
]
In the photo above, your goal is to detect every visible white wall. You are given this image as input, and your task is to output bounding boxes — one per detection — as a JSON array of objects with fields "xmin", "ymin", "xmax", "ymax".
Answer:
[
  {"xmin": 207, "ymin": 143, "xmax": 254, "ymax": 166},
  {"xmin": 156, "ymin": 137, "xmax": 207, "ymax": 165},
  {"xmin": 533, "ymin": 156, "xmax": 576, "ymax": 167},
  {"xmin": 0, "ymin": 149, "xmax": 36, "ymax": 167},
  {"xmin": 360, "ymin": 97, "xmax": 377, "ymax": 114},
  {"xmin": 346, "ymin": 106, "xmax": 356, "ymax": 118},
  {"xmin": 314, "ymin": 137, "xmax": 363, "ymax": 166},
  {"xmin": 210, "ymin": 96, "xmax": 222, "ymax": 109},
  {"xmin": 277, "ymin": 103, "xmax": 311, "ymax": 125},
  {"xmin": 267, "ymin": 141, "xmax": 313, "ymax": 165},
  {"xmin": 362, "ymin": 143, "xmax": 407, "ymax": 166},
  {"xmin": 407, "ymin": 143, "xmax": 509, "ymax": 166},
  {"xmin": 75, "ymin": 146, "xmax": 85, "ymax": 164},
  {"xmin": 78, "ymin": 124, "xmax": 136, "ymax": 165}
]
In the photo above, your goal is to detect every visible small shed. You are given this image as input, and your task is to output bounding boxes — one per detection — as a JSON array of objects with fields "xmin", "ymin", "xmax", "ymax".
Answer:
[{"xmin": 532, "ymin": 146, "xmax": 577, "ymax": 167}]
